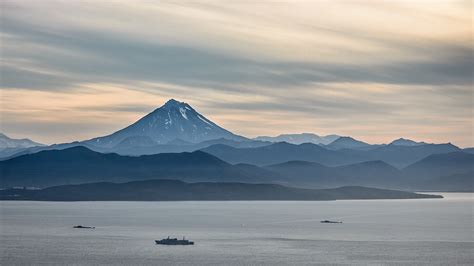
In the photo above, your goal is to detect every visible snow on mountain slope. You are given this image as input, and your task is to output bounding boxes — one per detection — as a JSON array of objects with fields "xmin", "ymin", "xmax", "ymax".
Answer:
[
  {"xmin": 84, "ymin": 99, "xmax": 246, "ymax": 148},
  {"xmin": 0, "ymin": 133, "xmax": 44, "ymax": 149}
]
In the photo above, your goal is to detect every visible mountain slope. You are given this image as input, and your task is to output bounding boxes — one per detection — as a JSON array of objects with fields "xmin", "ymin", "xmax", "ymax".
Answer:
[
  {"xmin": 2, "ymin": 137, "xmax": 270, "ymax": 160},
  {"xmin": 84, "ymin": 99, "xmax": 246, "ymax": 148},
  {"xmin": 2, "ymin": 145, "xmax": 470, "ymax": 191},
  {"xmin": 389, "ymin": 138, "xmax": 426, "ymax": 146},
  {"xmin": 414, "ymin": 172, "xmax": 473, "ymax": 192},
  {"xmin": 365, "ymin": 143, "xmax": 461, "ymax": 168},
  {"xmin": 0, "ymin": 133, "xmax": 45, "ymax": 158},
  {"xmin": 202, "ymin": 140, "xmax": 463, "ymax": 170},
  {"xmin": 201, "ymin": 142, "xmax": 364, "ymax": 166},
  {"xmin": 106, "ymin": 138, "xmax": 271, "ymax": 156},
  {"xmin": 264, "ymin": 161, "xmax": 343, "ymax": 187},
  {"xmin": 0, "ymin": 146, "xmax": 267, "ymax": 188},
  {"xmin": 402, "ymin": 152, "xmax": 474, "ymax": 181},
  {"xmin": 334, "ymin": 160, "xmax": 401, "ymax": 186},
  {"xmin": 463, "ymin": 148, "xmax": 474, "ymax": 154},
  {"xmin": 325, "ymin": 136, "xmax": 375, "ymax": 151},
  {"xmin": 0, "ymin": 133, "xmax": 44, "ymax": 149},
  {"xmin": 265, "ymin": 160, "xmax": 401, "ymax": 188}
]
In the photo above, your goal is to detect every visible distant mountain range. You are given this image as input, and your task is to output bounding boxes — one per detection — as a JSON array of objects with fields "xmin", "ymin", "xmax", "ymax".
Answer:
[
  {"xmin": 265, "ymin": 151, "xmax": 473, "ymax": 191},
  {"xmin": 1, "ymin": 146, "xmax": 472, "ymax": 191},
  {"xmin": 361, "ymin": 143, "xmax": 460, "ymax": 168},
  {"xmin": 402, "ymin": 152, "xmax": 474, "ymax": 182},
  {"xmin": 254, "ymin": 133, "xmax": 340, "ymax": 145},
  {"xmin": 0, "ymin": 133, "xmax": 44, "ymax": 158},
  {"xmin": 323, "ymin": 136, "xmax": 376, "ymax": 151},
  {"xmin": 201, "ymin": 141, "xmax": 460, "ymax": 168},
  {"xmin": 202, "ymin": 142, "xmax": 354, "ymax": 166},
  {"xmin": 0, "ymin": 133, "xmax": 43, "ymax": 149},
  {"xmin": 0, "ymin": 179, "xmax": 442, "ymax": 201},
  {"xmin": 1, "ymin": 99, "xmax": 465, "ymax": 162},
  {"xmin": 254, "ymin": 135, "xmax": 427, "ymax": 150},
  {"xmin": 1, "ymin": 99, "xmax": 472, "ymax": 193},
  {"xmin": 0, "ymin": 146, "xmax": 271, "ymax": 188},
  {"xmin": 0, "ymin": 99, "xmax": 265, "ymax": 158},
  {"xmin": 390, "ymin": 138, "xmax": 427, "ymax": 146}
]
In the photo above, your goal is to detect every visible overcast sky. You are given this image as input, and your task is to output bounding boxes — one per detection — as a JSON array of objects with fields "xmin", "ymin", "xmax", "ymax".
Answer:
[{"xmin": 1, "ymin": 0, "xmax": 472, "ymax": 147}]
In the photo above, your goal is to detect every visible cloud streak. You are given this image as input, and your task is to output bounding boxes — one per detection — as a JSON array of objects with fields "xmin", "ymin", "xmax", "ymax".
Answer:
[{"xmin": 0, "ymin": 0, "xmax": 472, "ymax": 146}]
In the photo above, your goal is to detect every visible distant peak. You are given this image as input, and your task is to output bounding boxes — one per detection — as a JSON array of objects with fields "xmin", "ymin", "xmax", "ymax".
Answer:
[
  {"xmin": 0, "ymin": 132, "xmax": 45, "ymax": 148},
  {"xmin": 392, "ymin": 137, "xmax": 414, "ymax": 143},
  {"xmin": 333, "ymin": 136, "xmax": 359, "ymax": 143},
  {"xmin": 163, "ymin": 99, "xmax": 186, "ymax": 107},
  {"xmin": 166, "ymin": 98, "xmax": 179, "ymax": 104},
  {"xmin": 390, "ymin": 138, "xmax": 426, "ymax": 146},
  {"xmin": 273, "ymin": 141, "xmax": 295, "ymax": 146},
  {"xmin": 338, "ymin": 136, "xmax": 355, "ymax": 140}
]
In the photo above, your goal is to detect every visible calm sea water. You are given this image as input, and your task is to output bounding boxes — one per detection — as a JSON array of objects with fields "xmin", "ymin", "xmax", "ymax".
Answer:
[{"xmin": 0, "ymin": 193, "xmax": 472, "ymax": 265}]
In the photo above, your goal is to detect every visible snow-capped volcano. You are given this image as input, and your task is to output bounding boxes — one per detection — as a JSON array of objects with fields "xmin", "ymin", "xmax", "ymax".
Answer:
[{"xmin": 85, "ymin": 99, "xmax": 246, "ymax": 148}]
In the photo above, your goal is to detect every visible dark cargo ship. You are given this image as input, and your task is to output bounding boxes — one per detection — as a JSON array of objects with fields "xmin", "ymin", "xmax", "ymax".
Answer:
[
  {"xmin": 73, "ymin": 225, "xmax": 95, "ymax": 229},
  {"xmin": 320, "ymin": 220, "xmax": 342, "ymax": 224},
  {"xmin": 155, "ymin": 237, "xmax": 194, "ymax": 245}
]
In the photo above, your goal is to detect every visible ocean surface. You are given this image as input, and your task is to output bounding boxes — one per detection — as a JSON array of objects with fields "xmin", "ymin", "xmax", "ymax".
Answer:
[{"xmin": 0, "ymin": 193, "xmax": 472, "ymax": 265}]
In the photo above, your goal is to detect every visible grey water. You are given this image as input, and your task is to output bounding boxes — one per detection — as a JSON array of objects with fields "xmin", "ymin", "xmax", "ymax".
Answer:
[{"xmin": 1, "ymin": 193, "xmax": 472, "ymax": 265}]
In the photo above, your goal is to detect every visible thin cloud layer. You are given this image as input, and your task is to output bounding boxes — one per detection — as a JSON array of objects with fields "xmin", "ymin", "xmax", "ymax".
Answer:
[{"xmin": 0, "ymin": 1, "xmax": 472, "ymax": 146}]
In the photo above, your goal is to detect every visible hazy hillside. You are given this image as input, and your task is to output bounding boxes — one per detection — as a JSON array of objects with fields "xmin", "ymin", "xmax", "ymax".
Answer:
[
  {"xmin": 254, "ymin": 133, "xmax": 340, "ymax": 145},
  {"xmin": 1, "ymin": 141, "xmax": 471, "ymax": 191},
  {"xmin": 0, "ymin": 179, "xmax": 442, "ymax": 201},
  {"xmin": 201, "ymin": 142, "xmax": 365, "ymax": 166},
  {"xmin": 0, "ymin": 133, "xmax": 45, "ymax": 158},
  {"xmin": 0, "ymin": 146, "xmax": 269, "ymax": 188},
  {"xmin": 324, "ymin": 136, "xmax": 375, "ymax": 151},
  {"xmin": 402, "ymin": 152, "xmax": 474, "ymax": 181},
  {"xmin": 364, "ymin": 143, "xmax": 460, "ymax": 168}
]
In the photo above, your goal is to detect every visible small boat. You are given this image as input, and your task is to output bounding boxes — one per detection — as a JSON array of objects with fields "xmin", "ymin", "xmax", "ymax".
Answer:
[
  {"xmin": 73, "ymin": 225, "xmax": 95, "ymax": 229},
  {"xmin": 320, "ymin": 220, "xmax": 342, "ymax": 224},
  {"xmin": 155, "ymin": 236, "xmax": 194, "ymax": 245}
]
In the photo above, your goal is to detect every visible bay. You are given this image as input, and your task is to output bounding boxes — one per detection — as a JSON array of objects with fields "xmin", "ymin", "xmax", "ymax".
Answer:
[{"xmin": 1, "ymin": 193, "xmax": 472, "ymax": 265}]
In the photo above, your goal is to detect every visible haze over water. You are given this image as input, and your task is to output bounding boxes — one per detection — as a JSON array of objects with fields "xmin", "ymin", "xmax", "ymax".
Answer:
[{"xmin": 1, "ymin": 193, "xmax": 472, "ymax": 265}]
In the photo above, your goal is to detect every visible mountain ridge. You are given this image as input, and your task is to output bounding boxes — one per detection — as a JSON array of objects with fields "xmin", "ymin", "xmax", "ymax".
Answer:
[
  {"xmin": 0, "ymin": 146, "xmax": 269, "ymax": 188},
  {"xmin": 0, "ymin": 179, "xmax": 442, "ymax": 201},
  {"xmin": 254, "ymin": 133, "xmax": 340, "ymax": 145},
  {"xmin": 1, "ymin": 146, "xmax": 471, "ymax": 191},
  {"xmin": 0, "ymin": 133, "xmax": 44, "ymax": 149},
  {"xmin": 325, "ymin": 136, "xmax": 374, "ymax": 150},
  {"xmin": 390, "ymin": 138, "xmax": 427, "ymax": 146}
]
